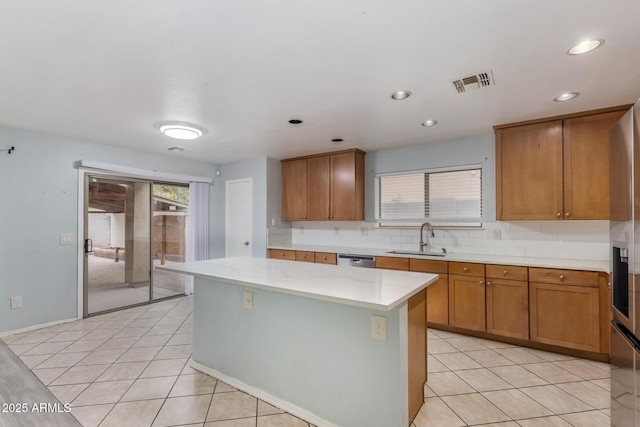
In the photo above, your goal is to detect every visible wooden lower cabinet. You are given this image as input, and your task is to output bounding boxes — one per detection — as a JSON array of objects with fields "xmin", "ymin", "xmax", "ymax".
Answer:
[
  {"xmin": 410, "ymin": 259, "xmax": 448, "ymax": 325},
  {"xmin": 314, "ymin": 252, "xmax": 337, "ymax": 264},
  {"xmin": 295, "ymin": 251, "xmax": 314, "ymax": 263},
  {"xmin": 376, "ymin": 256, "xmax": 409, "ymax": 271},
  {"xmin": 407, "ymin": 289, "xmax": 427, "ymax": 423},
  {"xmin": 448, "ymin": 275, "xmax": 486, "ymax": 332},
  {"xmin": 486, "ymin": 278, "xmax": 529, "ymax": 339},
  {"xmin": 268, "ymin": 249, "xmax": 296, "ymax": 260},
  {"xmin": 529, "ymin": 282, "xmax": 600, "ymax": 352}
]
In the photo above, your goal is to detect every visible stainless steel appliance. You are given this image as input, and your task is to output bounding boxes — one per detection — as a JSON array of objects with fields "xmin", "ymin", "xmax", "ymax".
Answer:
[
  {"xmin": 611, "ymin": 100, "xmax": 640, "ymax": 427},
  {"xmin": 337, "ymin": 254, "xmax": 376, "ymax": 268}
]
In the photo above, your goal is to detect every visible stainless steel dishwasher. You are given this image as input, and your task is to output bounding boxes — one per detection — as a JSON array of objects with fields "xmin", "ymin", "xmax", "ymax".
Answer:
[{"xmin": 337, "ymin": 254, "xmax": 376, "ymax": 268}]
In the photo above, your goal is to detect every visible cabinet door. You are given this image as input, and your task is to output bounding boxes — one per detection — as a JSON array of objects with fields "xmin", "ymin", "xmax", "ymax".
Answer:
[
  {"xmin": 268, "ymin": 249, "xmax": 296, "ymax": 260},
  {"xmin": 281, "ymin": 159, "xmax": 308, "ymax": 220},
  {"xmin": 426, "ymin": 275, "xmax": 449, "ymax": 325},
  {"xmin": 563, "ymin": 111, "xmax": 625, "ymax": 220},
  {"xmin": 529, "ymin": 282, "xmax": 600, "ymax": 352},
  {"xmin": 496, "ymin": 121, "xmax": 563, "ymax": 220},
  {"xmin": 314, "ymin": 252, "xmax": 337, "ymax": 264},
  {"xmin": 486, "ymin": 278, "xmax": 528, "ymax": 339},
  {"xmin": 330, "ymin": 152, "xmax": 358, "ymax": 221},
  {"xmin": 448, "ymin": 275, "xmax": 486, "ymax": 332},
  {"xmin": 376, "ymin": 256, "xmax": 409, "ymax": 271},
  {"xmin": 307, "ymin": 156, "xmax": 331, "ymax": 221}
]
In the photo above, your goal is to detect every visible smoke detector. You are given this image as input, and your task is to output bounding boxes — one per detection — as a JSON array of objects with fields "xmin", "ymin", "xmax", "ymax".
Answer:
[{"xmin": 452, "ymin": 70, "xmax": 494, "ymax": 94}]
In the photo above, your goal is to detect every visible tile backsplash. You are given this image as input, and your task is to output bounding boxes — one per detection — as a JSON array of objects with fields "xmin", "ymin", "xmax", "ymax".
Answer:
[{"xmin": 268, "ymin": 221, "xmax": 609, "ymax": 261}]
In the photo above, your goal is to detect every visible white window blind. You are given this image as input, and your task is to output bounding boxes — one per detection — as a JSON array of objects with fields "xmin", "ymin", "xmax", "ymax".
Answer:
[{"xmin": 376, "ymin": 167, "xmax": 482, "ymax": 227}]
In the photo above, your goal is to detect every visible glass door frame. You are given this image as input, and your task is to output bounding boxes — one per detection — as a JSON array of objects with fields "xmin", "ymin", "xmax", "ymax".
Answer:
[{"xmin": 81, "ymin": 172, "xmax": 188, "ymax": 318}]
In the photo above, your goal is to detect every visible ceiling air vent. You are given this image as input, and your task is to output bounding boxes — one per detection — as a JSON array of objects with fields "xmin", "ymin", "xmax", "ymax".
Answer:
[
  {"xmin": 452, "ymin": 70, "xmax": 494, "ymax": 94},
  {"xmin": 167, "ymin": 146, "xmax": 187, "ymax": 152}
]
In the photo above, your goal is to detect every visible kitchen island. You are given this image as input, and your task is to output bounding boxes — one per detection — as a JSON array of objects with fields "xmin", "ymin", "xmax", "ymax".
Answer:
[{"xmin": 156, "ymin": 256, "xmax": 438, "ymax": 427}]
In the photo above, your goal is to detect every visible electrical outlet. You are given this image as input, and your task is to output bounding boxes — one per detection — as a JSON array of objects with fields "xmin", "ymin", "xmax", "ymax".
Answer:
[
  {"xmin": 360, "ymin": 227, "xmax": 368, "ymax": 236},
  {"xmin": 492, "ymin": 229, "xmax": 501, "ymax": 240},
  {"xmin": 299, "ymin": 226, "xmax": 304, "ymax": 235},
  {"xmin": 60, "ymin": 233, "xmax": 74, "ymax": 245},
  {"xmin": 10, "ymin": 296, "xmax": 22, "ymax": 310},
  {"xmin": 243, "ymin": 291, "xmax": 253, "ymax": 309},
  {"xmin": 334, "ymin": 227, "xmax": 340, "ymax": 235},
  {"xmin": 371, "ymin": 315, "xmax": 387, "ymax": 341}
]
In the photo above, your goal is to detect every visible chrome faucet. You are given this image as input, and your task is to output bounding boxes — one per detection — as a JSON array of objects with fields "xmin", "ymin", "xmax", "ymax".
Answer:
[{"xmin": 419, "ymin": 222, "xmax": 435, "ymax": 252}]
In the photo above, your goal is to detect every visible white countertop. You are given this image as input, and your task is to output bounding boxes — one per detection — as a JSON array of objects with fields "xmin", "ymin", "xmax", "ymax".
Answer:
[
  {"xmin": 156, "ymin": 256, "xmax": 438, "ymax": 311},
  {"xmin": 269, "ymin": 244, "xmax": 610, "ymax": 272}
]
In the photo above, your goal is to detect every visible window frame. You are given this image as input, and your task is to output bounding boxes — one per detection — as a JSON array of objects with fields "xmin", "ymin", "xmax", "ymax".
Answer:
[{"xmin": 374, "ymin": 164, "xmax": 483, "ymax": 228}]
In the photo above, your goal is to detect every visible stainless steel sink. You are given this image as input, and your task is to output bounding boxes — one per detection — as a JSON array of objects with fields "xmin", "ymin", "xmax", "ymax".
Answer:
[{"xmin": 386, "ymin": 249, "xmax": 446, "ymax": 257}]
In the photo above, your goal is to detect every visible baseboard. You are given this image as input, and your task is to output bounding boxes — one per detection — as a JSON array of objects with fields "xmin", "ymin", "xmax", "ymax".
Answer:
[
  {"xmin": 189, "ymin": 359, "xmax": 338, "ymax": 427},
  {"xmin": 0, "ymin": 318, "xmax": 79, "ymax": 338}
]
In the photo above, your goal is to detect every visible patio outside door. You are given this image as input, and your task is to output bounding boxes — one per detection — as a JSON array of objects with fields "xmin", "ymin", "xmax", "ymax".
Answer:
[{"xmin": 83, "ymin": 175, "xmax": 188, "ymax": 316}]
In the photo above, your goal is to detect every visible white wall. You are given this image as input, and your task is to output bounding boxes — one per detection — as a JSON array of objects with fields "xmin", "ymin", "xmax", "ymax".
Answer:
[
  {"xmin": 211, "ymin": 157, "xmax": 282, "ymax": 259},
  {"xmin": 0, "ymin": 127, "xmax": 218, "ymax": 333}
]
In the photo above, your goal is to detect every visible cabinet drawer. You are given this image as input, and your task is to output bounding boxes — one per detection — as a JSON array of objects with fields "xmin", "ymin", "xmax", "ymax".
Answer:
[
  {"xmin": 376, "ymin": 256, "xmax": 409, "ymax": 271},
  {"xmin": 295, "ymin": 251, "xmax": 315, "ymax": 263},
  {"xmin": 315, "ymin": 252, "xmax": 337, "ymax": 265},
  {"xmin": 268, "ymin": 249, "xmax": 296, "ymax": 260},
  {"xmin": 529, "ymin": 268, "xmax": 598, "ymax": 287},
  {"xmin": 486, "ymin": 264, "xmax": 528, "ymax": 281},
  {"xmin": 409, "ymin": 259, "xmax": 448, "ymax": 274},
  {"xmin": 449, "ymin": 262, "xmax": 485, "ymax": 277}
]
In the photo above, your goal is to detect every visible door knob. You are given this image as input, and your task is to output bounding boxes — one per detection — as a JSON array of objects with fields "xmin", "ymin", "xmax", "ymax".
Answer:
[{"xmin": 244, "ymin": 241, "xmax": 249, "ymax": 246}]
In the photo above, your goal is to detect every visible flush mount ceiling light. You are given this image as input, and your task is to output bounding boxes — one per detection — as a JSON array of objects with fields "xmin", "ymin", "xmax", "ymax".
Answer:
[
  {"xmin": 391, "ymin": 90, "xmax": 412, "ymax": 100},
  {"xmin": 158, "ymin": 123, "xmax": 203, "ymax": 140},
  {"xmin": 288, "ymin": 119, "xmax": 303, "ymax": 124},
  {"xmin": 567, "ymin": 39, "xmax": 604, "ymax": 55},
  {"xmin": 554, "ymin": 92, "xmax": 580, "ymax": 102},
  {"xmin": 421, "ymin": 119, "xmax": 438, "ymax": 127}
]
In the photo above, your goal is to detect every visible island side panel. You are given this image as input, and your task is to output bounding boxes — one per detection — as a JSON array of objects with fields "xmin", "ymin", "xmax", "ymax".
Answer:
[
  {"xmin": 193, "ymin": 277, "xmax": 408, "ymax": 427},
  {"xmin": 407, "ymin": 289, "xmax": 427, "ymax": 422}
]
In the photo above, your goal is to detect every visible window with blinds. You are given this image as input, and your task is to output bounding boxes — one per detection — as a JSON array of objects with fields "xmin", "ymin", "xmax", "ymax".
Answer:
[{"xmin": 376, "ymin": 166, "xmax": 482, "ymax": 227}]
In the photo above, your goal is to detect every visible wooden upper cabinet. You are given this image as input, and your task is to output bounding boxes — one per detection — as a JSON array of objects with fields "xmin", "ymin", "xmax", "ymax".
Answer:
[
  {"xmin": 281, "ymin": 158, "xmax": 308, "ymax": 221},
  {"xmin": 563, "ymin": 111, "xmax": 625, "ymax": 220},
  {"xmin": 496, "ymin": 120, "xmax": 564, "ymax": 220},
  {"xmin": 496, "ymin": 106, "xmax": 629, "ymax": 221},
  {"xmin": 307, "ymin": 156, "xmax": 331, "ymax": 220},
  {"xmin": 281, "ymin": 149, "xmax": 365, "ymax": 221},
  {"xmin": 330, "ymin": 151, "xmax": 364, "ymax": 221}
]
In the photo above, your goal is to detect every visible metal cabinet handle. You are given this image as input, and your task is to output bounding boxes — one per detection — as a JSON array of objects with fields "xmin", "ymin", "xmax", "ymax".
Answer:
[
  {"xmin": 556, "ymin": 212, "xmax": 561, "ymax": 218},
  {"xmin": 463, "ymin": 267, "xmax": 469, "ymax": 272},
  {"xmin": 503, "ymin": 270, "xmax": 508, "ymax": 275},
  {"xmin": 323, "ymin": 256, "xmax": 327, "ymax": 260},
  {"xmin": 565, "ymin": 212, "xmax": 570, "ymax": 217},
  {"xmin": 480, "ymin": 280, "xmax": 484, "ymax": 285},
  {"xmin": 244, "ymin": 241, "xmax": 250, "ymax": 246},
  {"xmin": 486, "ymin": 281, "xmax": 491, "ymax": 286},
  {"xmin": 559, "ymin": 274, "xmax": 565, "ymax": 281}
]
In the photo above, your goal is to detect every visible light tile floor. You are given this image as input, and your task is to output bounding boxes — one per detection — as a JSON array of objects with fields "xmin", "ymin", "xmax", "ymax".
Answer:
[
  {"xmin": 2, "ymin": 297, "xmax": 611, "ymax": 427},
  {"xmin": 2, "ymin": 296, "xmax": 315, "ymax": 427},
  {"xmin": 414, "ymin": 329, "xmax": 611, "ymax": 427}
]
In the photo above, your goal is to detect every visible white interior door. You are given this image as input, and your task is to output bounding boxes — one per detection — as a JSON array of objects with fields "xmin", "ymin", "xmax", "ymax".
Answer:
[{"xmin": 225, "ymin": 178, "xmax": 253, "ymax": 257}]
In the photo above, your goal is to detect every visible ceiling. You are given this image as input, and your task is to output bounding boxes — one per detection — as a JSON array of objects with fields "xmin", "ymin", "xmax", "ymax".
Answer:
[{"xmin": 2, "ymin": 1, "xmax": 640, "ymax": 165}]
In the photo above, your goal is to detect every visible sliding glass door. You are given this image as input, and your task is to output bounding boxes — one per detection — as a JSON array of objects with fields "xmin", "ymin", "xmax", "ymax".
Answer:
[{"xmin": 83, "ymin": 175, "xmax": 188, "ymax": 316}]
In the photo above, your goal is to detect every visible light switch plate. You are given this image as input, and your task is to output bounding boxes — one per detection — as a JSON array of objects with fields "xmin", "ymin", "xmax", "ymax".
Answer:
[
  {"xmin": 60, "ymin": 233, "xmax": 74, "ymax": 245},
  {"xmin": 10, "ymin": 296, "xmax": 22, "ymax": 310}
]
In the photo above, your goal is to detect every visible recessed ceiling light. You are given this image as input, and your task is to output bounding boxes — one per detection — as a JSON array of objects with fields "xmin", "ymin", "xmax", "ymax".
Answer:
[
  {"xmin": 159, "ymin": 123, "xmax": 203, "ymax": 140},
  {"xmin": 421, "ymin": 119, "xmax": 438, "ymax": 127},
  {"xmin": 288, "ymin": 119, "xmax": 303, "ymax": 124},
  {"xmin": 391, "ymin": 91, "xmax": 412, "ymax": 100},
  {"xmin": 567, "ymin": 39, "xmax": 604, "ymax": 55},
  {"xmin": 554, "ymin": 92, "xmax": 580, "ymax": 102},
  {"xmin": 331, "ymin": 138, "xmax": 344, "ymax": 143}
]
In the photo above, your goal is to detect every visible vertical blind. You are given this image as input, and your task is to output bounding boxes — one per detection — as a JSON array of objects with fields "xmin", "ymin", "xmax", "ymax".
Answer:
[{"xmin": 376, "ymin": 167, "xmax": 482, "ymax": 226}]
